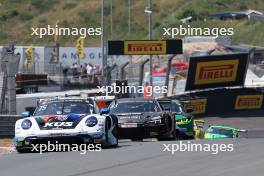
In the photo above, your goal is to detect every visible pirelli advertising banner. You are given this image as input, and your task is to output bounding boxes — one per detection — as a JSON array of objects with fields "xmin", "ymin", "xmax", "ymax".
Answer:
[
  {"xmin": 235, "ymin": 95, "xmax": 263, "ymax": 110},
  {"xmin": 108, "ymin": 40, "xmax": 182, "ymax": 55},
  {"xmin": 185, "ymin": 53, "xmax": 248, "ymax": 91},
  {"xmin": 184, "ymin": 99, "xmax": 207, "ymax": 114}
]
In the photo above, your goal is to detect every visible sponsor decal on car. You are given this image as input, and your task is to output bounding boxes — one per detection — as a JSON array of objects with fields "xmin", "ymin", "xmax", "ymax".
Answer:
[
  {"xmin": 119, "ymin": 115, "xmax": 140, "ymax": 119},
  {"xmin": 44, "ymin": 122, "xmax": 73, "ymax": 127},
  {"xmin": 195, "ymin": 59, "xmax": 239, "ymax": 85},
  {"xmin": 40, "ymin": 114, "xmax": 82, "ymax": 122},
  {"xmin": 41, "ymin": 115, "xmax": 58, "ymax": 122},
  {"xmin": 184, "ymin": 99, "xmax": 207, "ymax": 114},
  {"xmin": 235, "ymin": 95, "xmax": 263, "ymax": 109},
  {"xmin": 120, "ymin": 123, "xmax": 138, "ymax": 128},
  {"xmin": 176, "ymin": 118, "xmax": 189, "ymax": 125}
]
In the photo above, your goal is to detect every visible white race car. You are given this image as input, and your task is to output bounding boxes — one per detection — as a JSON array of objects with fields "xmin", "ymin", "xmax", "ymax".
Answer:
[{"xmin": 14, "ymin": 97, "xmax": 118, "ymax": 153}]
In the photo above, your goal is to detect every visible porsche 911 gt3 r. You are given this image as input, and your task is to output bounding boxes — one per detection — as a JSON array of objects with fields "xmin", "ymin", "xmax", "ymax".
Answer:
[{"xmin": 14, "ymin": 97, "xmax": 118, "ymax": 153}]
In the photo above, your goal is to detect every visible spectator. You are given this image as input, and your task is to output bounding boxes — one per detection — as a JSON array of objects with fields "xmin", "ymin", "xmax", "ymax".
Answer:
[
  {"xmin": 72, "ymin": 63, "xmax": 79, "ymax": 83},
  {"xmin": 86, "ymin": 63, "xmax": 93, "ymax": 82},
  {"xmin": 91, "ymin": 65, "xmax": 97, "ymax": 83},
  {"xmin": 62, "ymin": 63, "xmax": 69, "ymax": 85},
  {"xmin": 76, "ymin": 63, "xmax": 81, "ymax": 76},
  {"xmin": 80, "ymin": 64, "xmax": 87, "ymax": 79},
  {"xmin": 72, "ymin": 63, "xmax": 77, "ymax": 76}
]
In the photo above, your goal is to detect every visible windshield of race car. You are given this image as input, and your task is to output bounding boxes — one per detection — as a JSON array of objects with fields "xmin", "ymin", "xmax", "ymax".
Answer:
[
  {"xmin": 110, "ymin": 101, "xmax": 160, "ymax": 113},
  {"xmin": 206, "ymin": 128, "xmax": 233, "ymax": 137},
  {"xmin": 34, "ymin": 101, "xmax": 92, "ymax": 116},
  {"xmin": 159, "ymin": 102, "xmax": 183, "ymax": 113}
]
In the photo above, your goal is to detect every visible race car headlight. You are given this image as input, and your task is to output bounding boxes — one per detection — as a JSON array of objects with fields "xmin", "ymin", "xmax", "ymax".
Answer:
[
  {"xmin": 151, "ymin": 116, "xmax": 162, "ymax": 120},
  {"xmin": 85, "ymin": 116, "xmax": 98, "ymax": 127},
  {"xmin": 149, "ymin": 116, "xmax": 162, "ymax": 124},
  {"xmin": 21, "ymin": 119, "xmax": 32, "ymax": 130}
]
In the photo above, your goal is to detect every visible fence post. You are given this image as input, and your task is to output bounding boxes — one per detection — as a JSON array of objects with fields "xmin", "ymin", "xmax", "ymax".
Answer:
[
  {"xmin": 120, "ymin": 62, "xmax": 129, "ymax": 80},
  {"xmin": 164, "ymin": 55, "xmax": 175, "ymax": 97},
  {"xmin": 139, "ymin": 59, "xmax": 149, "ymax": 86},
  {"xmin": 0, "ymin": 47, "xmax": 21, "ymax": 114},
  {"xmin": 106, "ymin": 64, "xmax": 117, "ymax": 85}
]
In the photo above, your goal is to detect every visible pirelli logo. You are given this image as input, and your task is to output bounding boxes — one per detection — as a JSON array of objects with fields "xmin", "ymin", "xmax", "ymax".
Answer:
[
  {"xmin": 184, "ymin": 99, "xmax": 207, "ymax": 114},
  {"xmin": 124, "ymin": 41, "xmax": 166, "ymax": 55},
  {"xmin": 195, "ymin": 59, "xmax": 239, "ymax": 85},
  {"xmin": 108, "ymin": 40, "xmax": 182, "ymax": 55},
  {"xmin": 235, "ymin": 95, "xmax": 263, "ymax": 110},
  {"xmin": 186, "ymin": 53, "xmax": 248, "ymax": 91}
]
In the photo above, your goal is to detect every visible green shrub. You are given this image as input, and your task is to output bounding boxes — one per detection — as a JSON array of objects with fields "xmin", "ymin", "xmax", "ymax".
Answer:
[
  {"xmin": 31, "ymin": 0, "xmax": 58, "ymax": 12},
  {"xmin": 63, "ymin": 2, "xmax": 77, "ymax": 10},
  {"xmin": 38, "ymin": 18, "xmax": 48, "ymax": 24},
  {"xmin": 78, "ymin": 11, "xmax": 96, "ymax": 24},
  {"xmin": 9, "ymin": 10, "xmax": 19, "ymax": 17},
  {"xmin": 0, "ymin": 33, "xmax": 9, "ymax": 40},
  {"xmin": 19, "ymin": 13, "xmax": 33, "ymax": 21},
  {"xmin": 0, "ymin": 14, "xmax": 7, "ymax": 21},
  {"xmin": 179, "ymin": 9, "xmax": 199, "ymax": 19}
]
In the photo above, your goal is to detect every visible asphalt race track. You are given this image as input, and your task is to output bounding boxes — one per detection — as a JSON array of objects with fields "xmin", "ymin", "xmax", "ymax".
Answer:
[
  {"xmin": 1, "ymin": 139, "xmax": 264, "ymax": 176},
  {"xmin": 1, "ymin": 110, "xmax": 264, "ymax": 176}
]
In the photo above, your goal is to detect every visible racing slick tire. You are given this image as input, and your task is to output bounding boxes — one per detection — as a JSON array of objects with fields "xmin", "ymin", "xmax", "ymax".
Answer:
[
  {"xmin": 103, "ymin": 117, "xmax": 118, "ymax": 148},
  {"xmin": 103, "ymin": 118, "xmax": 110, "ymax": 148},
  {"xmin": 158, "ymin": 116, "xmax": 177, "ymax": 141},
  {"xmin": 112, "ymin": 121, "xmax": 119, "ymax": 147}
]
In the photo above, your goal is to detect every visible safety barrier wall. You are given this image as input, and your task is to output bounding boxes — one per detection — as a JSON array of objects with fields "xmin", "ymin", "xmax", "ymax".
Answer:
[
  {"xmin": 0, "ymin": 115, "xmax": 22, "ymax": 137},
  {"xmin": 1, "ymin": 87, "xmax": 264, "ymax": 137},
  {"xmin": 172, "ymin": 87, "xmax": 264, "ymax": 115}
]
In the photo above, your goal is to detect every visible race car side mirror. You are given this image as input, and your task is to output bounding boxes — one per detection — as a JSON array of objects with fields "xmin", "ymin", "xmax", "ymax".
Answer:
[
  {"xmin": 100, "ymin": 108, "xmax": 110, "ymax": 115},
  {"xmin": 21, "ymin": 111, "xmax": 30, "ymax": 118}
]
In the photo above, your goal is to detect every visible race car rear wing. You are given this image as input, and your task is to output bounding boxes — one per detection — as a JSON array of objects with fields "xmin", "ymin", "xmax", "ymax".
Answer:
[{"xmin": 194, "ymin": 119, "xmax": 205, "ymax": 123}]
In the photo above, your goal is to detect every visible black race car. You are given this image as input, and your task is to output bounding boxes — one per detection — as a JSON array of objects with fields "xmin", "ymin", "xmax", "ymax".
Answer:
[{"xmin": 109, "ymin": 98, "xmax": 176, "ymax": 141}]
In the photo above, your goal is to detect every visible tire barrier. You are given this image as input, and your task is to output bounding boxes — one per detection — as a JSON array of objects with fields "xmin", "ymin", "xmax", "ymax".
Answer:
[
  {"xmin": 171, "ymin": 87, "xmax": 264, "ymax": 115},
  {"xmin": 0, "ymin": 115, "xmax": 22, "ymax": 137}
]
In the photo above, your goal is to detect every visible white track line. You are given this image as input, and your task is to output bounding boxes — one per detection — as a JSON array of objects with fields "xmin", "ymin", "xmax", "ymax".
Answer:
[{"xmin": 0, "ymin": 147, "xmax": 15, "ymax": 150}]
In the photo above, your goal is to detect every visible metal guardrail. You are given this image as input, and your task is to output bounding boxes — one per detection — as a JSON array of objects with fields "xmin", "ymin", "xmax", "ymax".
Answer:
[{"xmin": 0, "ymin": 115, "xmax": 22, "ymax": 137}]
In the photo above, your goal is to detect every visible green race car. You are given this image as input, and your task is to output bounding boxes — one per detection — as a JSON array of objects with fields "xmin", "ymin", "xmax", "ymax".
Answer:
[
  {"xmin": 204, "ymin": 125, "xmax": 247, "ymax": 139},
  {"xmin": 158, "ymin": 99, "xmax": 195, "ymax": 139}
]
